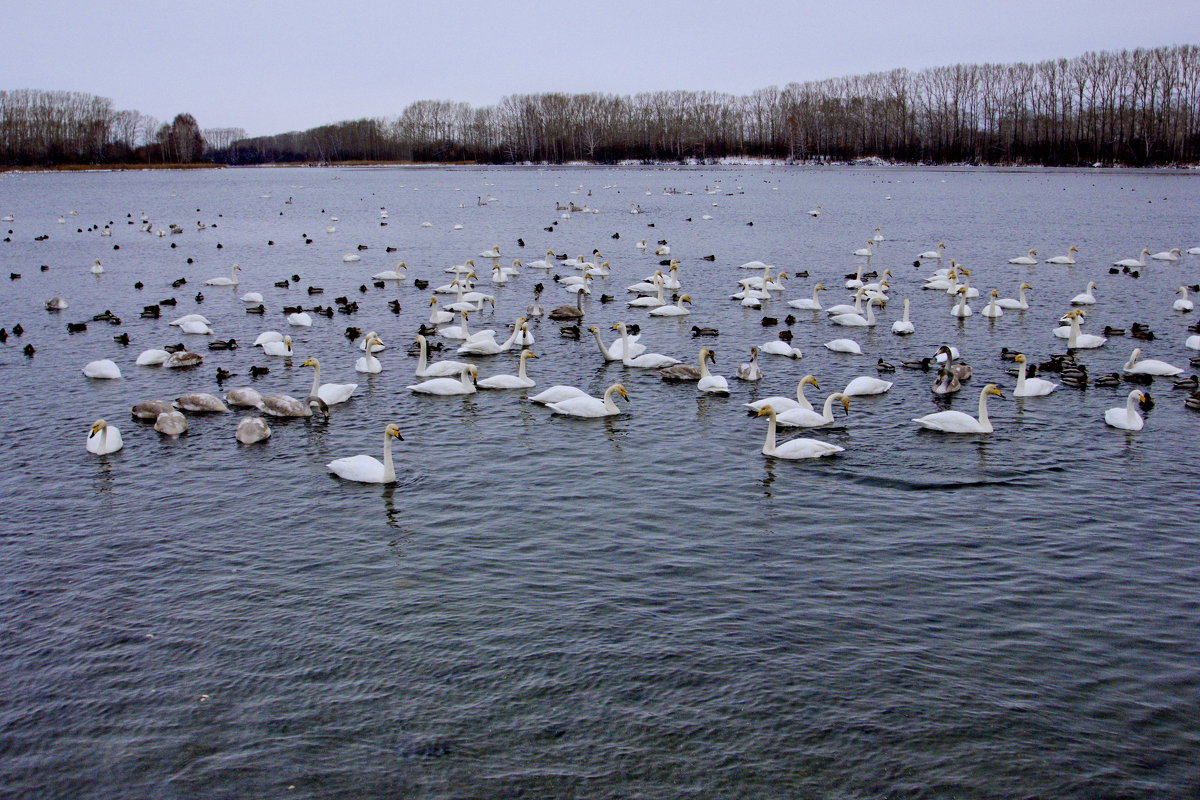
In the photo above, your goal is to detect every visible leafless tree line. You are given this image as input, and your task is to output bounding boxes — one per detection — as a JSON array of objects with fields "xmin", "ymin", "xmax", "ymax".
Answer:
[{"xmin": 4, "ymin": 45, "xmax": 1198, "ymax": 167}]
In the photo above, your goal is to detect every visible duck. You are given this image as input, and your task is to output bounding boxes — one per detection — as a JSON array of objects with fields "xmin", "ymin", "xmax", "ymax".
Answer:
[
  {"xmin": 174, "ymin": 393, "xmax": 229, "ymax": 412},
  {"xmin": 154, "ymin": 411, "xmax": 188, "ymax": 436},
  {"xmin": 327, "ymin": 424, "xmax": 404, "ymax": 483},
  {"xmin": 1008, "ymin": 250, "xmax": 1038, "ymax": 265},
  {"xmin": 891, "ymin": 298, "xmax": 915, "ymax": 334},
  {"xmin": 1123, "ymin": 347, "xmax": 1182, "ymax": 376},
  {"xmin": 546, "ymin": 383, "xmax": 628, "ymax": 417},
  {"xmin": 736, "ymin": 348, "xmax": 763, "ymax": 381},
  {"xmin": 1172, "ymin": 375, "xmax": 1198, "ymax": 390},
  {"xmin": 235, "ymin": 416, "xmax": 272, "ymax": 444},
  {"xmin": 1174, "ymin": 286, "xmax": 1194, "ymax": 312},
  {"xmin": 1104, "ymin": 389, "xmax": 1150, "ymax": 430},
  {"xmin": 1045, "ymin": 246, "xmax": 1079, "ymax": 265},
  {"xmin": 477, "ymin": 350, "xmax": 538, "ymax": 389},
  {"xmin": 86, "ymin": 419, "xmax": 123, "ymax": 454},
  {"xmin": 996, "ymin": 283, "xmax": 1032, "ymax": 310},
  {"xmin": 843, "ymin": 376, "xmax": 893, "ymax": 396},
  {"xmin": 83, "ymin": 359, "xmax": 121, "ymax": 379},
  {"xmin": 755, "ymin": 406, "xmax": 844, "ymax": 459},
  {"xmin": 408, "ymin": 364, "xmax": 478, "ymax": 395},
  {"xmin": 914, "ymin": 385, "xmax": 1004, "ymax": 433},
  {"xmin": 788, "ymin": 284, "xmax": 825, "ymax": 310},
  {"xmin": 775, "ymin": 393, "xmax": 851, "ymax": 428},
  {"xmin": 1012, "ymin": 354, "xmax": 1058, "ymax": 396},
  {"xmin": 1070, "ymin": 281, "xmax": 1098, "ymax": 305},
  {"xmin": 745, "ymin": 375, "xmax": 820, "ymax": 413},
  {"xmin": 613, "ymin": 323, "xmax": 679, "ymax": 368},
  {"xmin": 301, "ymin": 357, "xmax": 357, "ymax": 405},
  {"xmin": 205, "ymin": 264, "xmax": 241, "ymax": 286}
]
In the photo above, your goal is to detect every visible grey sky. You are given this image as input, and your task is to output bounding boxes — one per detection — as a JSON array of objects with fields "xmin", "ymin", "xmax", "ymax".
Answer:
[{"xmin": 3, "ymin": 0, "xmax": 1197, "ymax": 137}]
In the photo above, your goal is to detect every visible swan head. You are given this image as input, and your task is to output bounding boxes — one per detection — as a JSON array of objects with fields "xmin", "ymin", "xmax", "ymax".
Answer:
[
  {"xmin": 233, "ymin": 264, "xmax": 242, "ymax": 272},
  {"xmin": 1014, "ymin": 354, "xmax": 1027, "ymax": 364},
  {"xmin": 755, "ymin": 405, "xmax": 776, "ymax": 419},
  {"xmin": 611, "ymin": 322, "xmax": 625, "ymax": 332},
  {"xmin": 522, "ymin": 350, "xmax": 538, "ymax": 360},
  {"xmin": 815, "ymin": 284, "xmax": 825, "ymax": 292},
  {"xmin": 800, "ymin": 375, "xmax": 820, "ymax": 390},
  {"xmin": 777, "ymin": 272, "xmax": 788, "ymax": 280},
  {"xmin": 701, "ymin": 348, "xmax": 715, "ymax": 363},
  {"xmin": 1028, "ymin": 250, "xmax": 1037, "ymax": 256},
  {"xmin": 680, "ymin": 294, "xmax": 692, "ymax": 305},
  {"xmin": 469, "ymin": 365, "xmax": 478, "ymax": 383},
  {"xmin": 990, "ymin": 289, "xmax": 999, "ymax": 297},
  {"xmin": 429, "ymin": 296, "xmax": 438, "ymax": 306},
  {"xmin": 301, "ymin": 357, "xmax": 319, "ymax": 369},
  {"xmin": 90, "ymin": 419, "xmax": 108, "ymax": 435},
  {"xmin": 1021, "ymin": 283, "xmax": 1033, "ymax": 290},
  {"xmin": 611, "ymin": 383, "xmax": 629, "ymax": 400},
  {"xmin": 984, "ymin": 384, "xmax": 1004, "ymax": 399},
  {"xmin": 283, "ymin": 335, "xmax": 293, "ymax": 349},
  {"xmin": 1136, "ymin": 390, "xmax": 1151, "ymax": 407},
  {"xmin": 749, "ymin": 346, "xmax": 759, "ymax": 357},
  {"xmin": 1069, "ymin": 246, "xmax": 1078, "ymax": 253}
]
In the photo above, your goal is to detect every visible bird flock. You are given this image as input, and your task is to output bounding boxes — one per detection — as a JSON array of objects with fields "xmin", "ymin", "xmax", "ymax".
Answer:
[{"xmin": 4, "ymin": 176, "xmax": 1198, "ymax": 482}]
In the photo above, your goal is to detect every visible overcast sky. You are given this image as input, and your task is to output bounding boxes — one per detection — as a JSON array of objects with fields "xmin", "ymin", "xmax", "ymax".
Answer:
[{"xmin": 3, "ymin": 0, "xmax": 1197, "ymax": 137}]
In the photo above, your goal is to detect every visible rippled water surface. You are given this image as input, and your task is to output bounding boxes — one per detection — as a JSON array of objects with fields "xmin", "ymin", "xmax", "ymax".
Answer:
[{"xmin": 1, "ymin": 165, "xmax": 1198, "ymax": 798}]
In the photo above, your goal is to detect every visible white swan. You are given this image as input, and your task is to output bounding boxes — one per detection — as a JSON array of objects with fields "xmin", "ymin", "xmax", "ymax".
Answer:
[
  {"xmin": 327, "ymin": 424, "xmax": 403, "ymax": 483},
  {"xmin": 831, "ymin": 297, "xmax": 878, "ymax": 327},
  {"xmin": 918, "ymin": 243, "xmax": 946, "ymax": 260},
  {"xmin": 263, "ymin": 335, "xmax": 293, "ymax": 357},
  {"xmin": 287, "ymin": 312, "xmax": 313, "ymax": 327},
  {"xmin": 1058, "ymin": 310, "xmax": 1106, "ymax": 348},
  {"xmin": 457, "ymin": 319, "xmax": 527, "ymax": 355},
  {"xmin": 843, "ymin": 376, "xmax": 893, "ymax": 396},
  {"xmin": 240, "ymin": 291, "xmax": 263, "ymax": 303},
  {"xmin": 613, "ymin": 323, "xmax": 679, "ymax": 368},
  {"xmin": 479, "ymin": 245, "xmax": 501, "ymax": 258},
  {"xmin": 205, "ymin": 264, "xmax": 241, "ymax": 286},
  {"xmin": 745, "ymin": 375, "xmax": 820, "ymax": 413},
  {"xmin": 408, "ymin": 365, "xmax": 478, "ymax": 395},
  {"xmin": 83, "ymin": 359, "xmax": 121, "ymax": 379},
  {"xmin": 355, "ymin": 334, "xmax": 384, "ymax": 373},
  {"xmin": 950, "ymin": 287, "xmax": 973, "ymax": 318},
  {"xmin": 1186, "ymin": 335, "xmax": 1200, "ymax": 350},
  {"xmin": 1150, "ymin": 248, "xmax": 1181, "ymax": 261},
  {"xmin": 1008, "ymin": 250, "xmax": 1038, "ymax": 265},
  {"xmin": 1123, "ymin": 347, "xmax": 1182, "ymax": 376},
  {"xmin": 696, "ymin": 349, "xmax": 730, "ymax": 395},
  {"xmin": 755, "ymin": 406, "xmax": 844, "ymax": 459},
  {"xmin": 235, "ymin": 416, "xmax": 272, "ymax": 444},
  {"xmin": 913, "ymin": 384, "xmax": 1004, "ymax": 433},
  {"xmin": 589, "ymin": 326, "xmax": 644, "ymax": 361},
  {"xmin": 253, "ymin": 330, "xmax": 284, "ymax": 346},
  {"xmin": 86, "ymin": 419, "xmax": 123, "ymax": 454},
  {"xmin": 1113, "ymin": 249, "xmax": 1150, "ymax": 268},
  {"xmin": 530, "ymin": 385, "xmax": 589, "ymax": 405},
  {"xmin": 980, "ymin": 289, "xmax": 1003, "ymax": 318},
  {"xmin": 1070, "ymin": 281, "xmax": 1097, "ymax": 305},
  {"xmin": 891, "ymin": 298, "xmax": 915, "ymax": 334},
  {"xmin": 775, "ymin": 393, "xmax": 851, "ymax": 428},
  {"xmin": 440, "ymin": 310, "xmax": 474, "ymax": 340},
  {"xmin": 1012, "ymin": 354, "xmax": 1058, "ymax": 397},
  {"xmin": 1104, "ymin": 390, "xmax": 1148, "ymax": 431},
  {"xmin": 759, "ymin": 341, "xmax": 804, "ymax": 358},
  {"xmin": 1045, "ymin": 246, "xmax": 1078, "ymax": 264},
  {"xmin": 628, "ymin": 281, "xmax": 666, "ymax": 308},
  {"xmin": 477, "ymin": 350, "xmax": 538, "ymax": 389},
  {"xmin": 1173, "ymin": 286, "xmax": 1194, "ymax": 312},
  {"xmin": 136, "ymin": 349, "xmax": 170, "ymax": 366},
  {"xmin": 824, "ymin": 339, "xmax": 862, "ymax": 354},
  {"xmin": 427, "ymin": 296, "xmax": 455, "ymax": 325},
  {"xmin": 89, "ymin": 258, "xmax": 104, "ymax": 274},
  {"xmin": 414, "ymin": 335, "xmax": 471, "ymax": 377},
  {"xmin": 302, "ymin": 357, "xmax": 357, "ymax": 405},
  {"xmin": 788, "ymin": 284, "xmax": 825, "ymax": 310},
  {"xmin": 996, "ymin": 283, "xmax": 1032, "ymax": 310},
  {"xmin": 736, "ymin": 348, "xmax": 763, "ymax": 381},
  {"xmin": 648, "ymin": 294, "xmax": 692, "ymax": 317},
  {"xmin": 546, "ymin": 383, "xmax": 628, "ymax": 417},
  {"xmin": 358, "ymin": 331, "xmax": 385, "ymax": 352},
  {"xmin": 180, "ymin": 319, "xmax": 214, "ymax": 335},
  {"xmin": 372, "ymin": 262, "xmax": 407, "ymax": 280},
  {"xmin": 825, "ymin": 291, "xmax": 865, "ymax": 317}
]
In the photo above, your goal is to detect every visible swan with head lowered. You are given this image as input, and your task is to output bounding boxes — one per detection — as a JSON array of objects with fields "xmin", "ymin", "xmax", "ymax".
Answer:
[
  {"xmin": 301, "ymin": 357, "xmax": 357, "ymax": 405},
  {"xmin": 477, "ymin": 350, "xmax": 538, "ymax": 389},
  {"xmin": 755, "ymin": 406, "xmax": 844, "ymax": 459},
  {"xmin": 1104, "ymin": 390, "xmax": 1150, "ymax": 431},
  {"xmin": 913, "ymin": 384, "xmax": 1004, "ymax": 433},
  {"xmin": 546, "ymin": 383, "xmax": 628, "ymax": 417},
  {"xmin": 327, "ymin": 423, "xmax": 404, "ymax": 483},
  {"xmin": 1123, "ymin": 348, "xmax": 1182, "ymax": 376},
  {"xmin": 612, "ymin": 323, "xmax": 679, "ymax": 368},
  {"xmin": 775, "ymin": 393, "xmax": 851, "ymax": 428}
]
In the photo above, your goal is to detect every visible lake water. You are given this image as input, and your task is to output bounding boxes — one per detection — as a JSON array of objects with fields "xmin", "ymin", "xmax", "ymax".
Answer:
[{"xmin": 1, "ymin": 164, "xmax": 1198, "ymax": 798}]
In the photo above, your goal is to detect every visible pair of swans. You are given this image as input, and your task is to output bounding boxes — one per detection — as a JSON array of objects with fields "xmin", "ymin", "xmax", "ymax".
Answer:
[
  {"xmin": 772, "ymin": 393, "xmax": 851, "ymax": 428},
  {"xmin": 611, "ymin": 323, "xmax": 679, "ymax": 368},
  {"xmin": 745, "ymin": 375, "xmax": 820, "ymax": 413},
  {"xmin": 408, "ymin": 365, "xmax": 478, "ymax": 395},
  {"xmin": 456, "ymin": 317, "xmax": 528, "ymax": 355},
  {"xmin": 356, "ymin": 335, "xmax": 385, "ymax": 373}
]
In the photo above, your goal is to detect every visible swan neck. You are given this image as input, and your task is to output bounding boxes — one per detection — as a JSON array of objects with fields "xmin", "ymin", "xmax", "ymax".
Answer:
[
  {"xmin": 1016, "ymin": 361, "xmax": 1027, "ymax": 392},
  {"xmin": 902, "ymin": 299, "xmax": 910, "ymax": 322},
  {"xmin": 977, "ymin": 388, "xmax": 993, "ymax": 431},
  {"xmin": 382, "ymin": 430, "xmax": 396, "ymax": 482},
  {"xmin": 416, "ymin": 338, "xmax": 427, "ymax": 373},
  {"xmin": 796, "ymin": 380, "xmax": 812, "ymax": 410},
  {"xmin": 518, "ymin": 353, "xmax": 529, "ymax": 379},
  {"xmin": 309, "ymin": 363, "xmax": 321, "ymax": 397},
  {"xmin": 822, "ymin": 394, "xmax": 836, "ymax": 421},
  {"xmin": 603, "ymin": 386, "xmax": 619, "ymax": 412},
  {"xmin": 865, "ymin": 301, "xmax": 875, "ymax": 325},
  {"xmin": 762, "ymin": 412, "xmax": 777, "ymax": 455}
]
